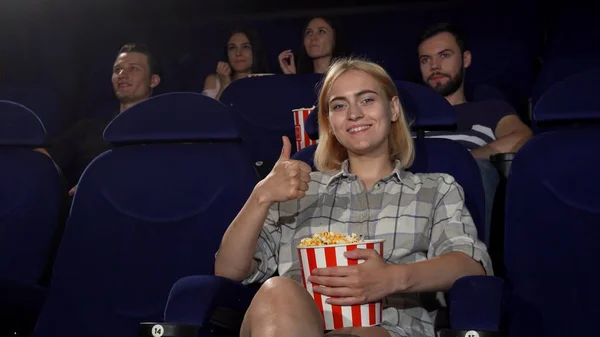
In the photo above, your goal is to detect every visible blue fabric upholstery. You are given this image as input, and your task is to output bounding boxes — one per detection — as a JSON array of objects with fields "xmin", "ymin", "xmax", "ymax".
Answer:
[
  {"xmin": 395, "ymin": 80, "xmax": 456, "ymax": 129},
  {"xmin": 0, "ymin": 149, "xmax": 63, "ymax": 283},
  {"xmin": 0, "ymin": 279, "xmax": 47, "ymax": 334},
  {"xmin": 0, "ymin": 101, "xmax": 64, "ymax": 333},
  {"xmin": 0, "ymin": 87, "xmax": 64, "ymax": 139},
  {"xmin": 448, "ymin": 276, "xmax": 504, "ymax": 331},
  {"xmin": 32, "ymin": 93, "xmax": 257, "ymax": 337},
  {"xmin": 0, "ymin": 100, "xmax": 63, "ymax": 282},
  {"xmin": 531, "ymin": 55, "xmax": 599, "ymax": 107},
  {"xmin": 104, "ymin": 92, "xmax": 240, "ymax": 144},
  {"xmin": 220, "ymin": 74, "xmax": 323, "ymax": 169},
  {"xmin": 164, "ymin": 276, "xmax": 257, "ymax": 327},
  {"xmin": 0, "ymin": 101, "xmax": 47, "ymax": 146},
  {"xmin": 503, "ymin": 127, "xmax": 600, "ymax": 337},
  {"xmin": 164, "ymin": 275, "xmax": 503, "ymax": 332},
  {"xmin": 533, "ymin": 67, "xmax": 600, "ymax": 124}
]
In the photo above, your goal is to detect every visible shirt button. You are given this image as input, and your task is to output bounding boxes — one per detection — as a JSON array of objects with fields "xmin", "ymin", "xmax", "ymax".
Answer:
[{"xmin": 375, "ymin": 183, "xmax": 381, "ymax": 190}]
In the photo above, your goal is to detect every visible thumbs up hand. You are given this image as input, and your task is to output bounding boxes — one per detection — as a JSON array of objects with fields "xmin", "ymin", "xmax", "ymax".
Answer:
[{"xmin": 254, "ymin": 136, "xmax": 313, "ymax": 206}]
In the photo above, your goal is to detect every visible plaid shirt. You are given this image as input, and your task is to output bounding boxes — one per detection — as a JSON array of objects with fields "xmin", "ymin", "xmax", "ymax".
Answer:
[{"xmin": 243, "ymin": 160, "xmax": 492, "ymax": 337}]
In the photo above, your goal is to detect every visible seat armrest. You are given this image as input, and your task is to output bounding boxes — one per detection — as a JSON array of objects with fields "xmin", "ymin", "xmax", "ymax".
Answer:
[
  {"xmin": 448, "ymin": 276, "xmax": 504, "ymax": 332},
  {"xmin": 164, "ymin": 275, "xmax": 505, "ymax": 335},
  {"xmin": 164, "ymin": 275, "xmax": 257, "ymax": 327},
  {"xmin": 490, "ymin": 153, "xmax": 515, "ymax": 178}
]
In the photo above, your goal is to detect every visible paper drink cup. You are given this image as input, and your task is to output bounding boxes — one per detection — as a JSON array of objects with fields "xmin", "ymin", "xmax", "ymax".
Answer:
[{"xmin": 293, "ymin": 106, "xmax": 318, "ymax": 151}]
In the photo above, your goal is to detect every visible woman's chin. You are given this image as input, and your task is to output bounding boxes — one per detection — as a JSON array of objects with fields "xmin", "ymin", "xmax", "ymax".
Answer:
[{"xmin": 308, "ymin": 52, "xmax": 331, "ymax": 59}]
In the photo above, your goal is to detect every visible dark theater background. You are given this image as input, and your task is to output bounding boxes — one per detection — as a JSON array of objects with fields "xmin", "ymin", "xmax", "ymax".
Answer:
[
  {"xmin": 0, "ymin": 0, "xmax": 561, "ymax": 131},
  {"xmin": 1, "ymin": 0, "xmax": 599, "ymax": 336}
]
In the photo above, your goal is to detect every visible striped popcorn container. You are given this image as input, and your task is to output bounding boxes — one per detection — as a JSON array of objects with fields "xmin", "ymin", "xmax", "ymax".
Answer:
[
  {"xmin": 293, "ymin": 106, "xmax": 318, "ymax": 151},
  {"xmin": 297, "ymin": 239, "xmax": 385, "ymax": 330}
]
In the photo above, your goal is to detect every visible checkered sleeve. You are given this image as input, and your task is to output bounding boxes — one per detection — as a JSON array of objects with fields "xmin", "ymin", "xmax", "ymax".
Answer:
[
  {"xmin": 241, "ymin": 202, "xmax": 283, "ymax": 285},
  {"xmin": 428, "ymin": 174, "xmax": 494, "ymax": 276}
]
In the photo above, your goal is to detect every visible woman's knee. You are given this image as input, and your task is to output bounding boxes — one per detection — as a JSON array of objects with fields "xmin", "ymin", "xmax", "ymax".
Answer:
[
  {"xmin": 243, "ymin": 277, "xmax": 324, "ymax": 336},
  {"xmin": 249, "ymin": 276, "xmax": 322, "ymax": 321},
  {"xmin": 256, "ymin": 276, "xmax": 311, "ymax": 301}
]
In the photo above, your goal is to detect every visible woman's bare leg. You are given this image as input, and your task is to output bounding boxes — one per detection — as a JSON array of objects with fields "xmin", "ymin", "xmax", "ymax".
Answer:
[
  {"xmin": 240, "ymin": 276, "xmax": 392, "ymax": 337},
  {"xmin": 240, "ymin": 276, "xmax": 324, "ymax": 337}
]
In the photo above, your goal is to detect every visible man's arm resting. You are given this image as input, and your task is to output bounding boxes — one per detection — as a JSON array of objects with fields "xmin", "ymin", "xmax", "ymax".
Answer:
[{"xmin": 471, "ymin": 115, "xmax": 533, "ymax": 159}]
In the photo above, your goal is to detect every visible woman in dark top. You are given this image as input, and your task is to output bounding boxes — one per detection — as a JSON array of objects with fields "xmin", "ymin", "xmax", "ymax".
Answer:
[
  {"xmin": 278, "ymin": 16, "xmax": 349, "ymax": 75},
  {"xmin": 203, "ymin": 28, "xmax": 269, "ymax": 100}
]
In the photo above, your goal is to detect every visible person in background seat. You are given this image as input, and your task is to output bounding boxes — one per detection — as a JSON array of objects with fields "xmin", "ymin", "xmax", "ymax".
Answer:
[
  {"xmin": 202, "ymin": 28, "xmax": 269, "ymax": 100},
  {"xmin": 47, "ymin": 42, "xmax": 161, "ymax": 194},
  {"xmin": 215, "ymin": 58, "xmax": 491, "ymax": 337},
  {"xmin": 417, "ymin": 23, "xmax": 533, "ymax": 241},
  {"xmin": 278, "ymin": 16, "xmax": 349, "ymax": 75}
]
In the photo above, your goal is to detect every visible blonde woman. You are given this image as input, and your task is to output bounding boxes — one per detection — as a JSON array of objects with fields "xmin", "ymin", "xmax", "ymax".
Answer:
[{"xmin": 214, "ymin": 58, "xmax": 492, "ymax": 337}]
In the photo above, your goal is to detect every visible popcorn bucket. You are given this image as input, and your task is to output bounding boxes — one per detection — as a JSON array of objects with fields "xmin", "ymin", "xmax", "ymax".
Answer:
[
  {"xmin": 293, "ymin": 106, "xmax": 318, "ymax": 151},
  {"xmin": 297, "ymin": 239, "xmax": 384, "ymax": 330}
]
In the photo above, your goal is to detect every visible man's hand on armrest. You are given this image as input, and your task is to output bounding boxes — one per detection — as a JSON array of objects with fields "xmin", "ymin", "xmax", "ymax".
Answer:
[{"xmin": 471, "ymin": 115, "xmax": 533, "ymax": 159}]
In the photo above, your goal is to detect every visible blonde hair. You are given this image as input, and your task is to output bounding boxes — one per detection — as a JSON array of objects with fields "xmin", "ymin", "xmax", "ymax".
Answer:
[{"xmin": 313, "ymin": 58, "xmax": 415, "ymax": 172}]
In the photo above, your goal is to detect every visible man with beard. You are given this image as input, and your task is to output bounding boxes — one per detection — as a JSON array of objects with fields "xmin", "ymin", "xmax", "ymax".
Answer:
[
  {"xmin": 417, "ymin": 23, "xmax": 532, "ymax": 242},
  {"xmin": 417, "ymin": 23, "xmax": 532, "ymax": 158}
]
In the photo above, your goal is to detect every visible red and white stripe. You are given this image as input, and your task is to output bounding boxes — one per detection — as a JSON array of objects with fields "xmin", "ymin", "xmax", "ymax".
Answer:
[
  {"xmin": 298, "ymin": 240, "xmax": 384, "ymax": 330},
  {"xmin": 293, "ymin": 108, "xmax": 318, "ymax": 151}
]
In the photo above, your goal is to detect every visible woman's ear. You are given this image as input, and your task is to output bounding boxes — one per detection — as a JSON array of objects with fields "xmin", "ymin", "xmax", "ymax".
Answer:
[{"xmin": 390, "ymin": 96, "xmax": 401, "ymax": 122}]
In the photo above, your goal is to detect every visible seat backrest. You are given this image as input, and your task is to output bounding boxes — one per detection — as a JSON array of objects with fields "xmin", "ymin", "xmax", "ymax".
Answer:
[
  {"xmin": 0, "ymin": 87, "xmax": 64, "ymax": 138},
  {"xmin": 503, "ymin": 127, "xmax": 600, "ymax": 337},
  {"xmin": 220, "ymin": 74, "xmax": 323, "ymax": 173},
  {"xmin": 33, "ymin": 93, "xmax": 257, "ymax": 337},
  {"xmin": 0, "ymin": 101, "xmax": 64, "ymax": 284},
  {"xmin": 531, "ymin": 55, "xmax": 598, "ymax": 107},
  {"xmin": 394, "ymin": 80, "xmax": 456, "ymax": 129},
  {"xmin": 533, "ymin": 67, "xmax": 600, "ymax": 127}
]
